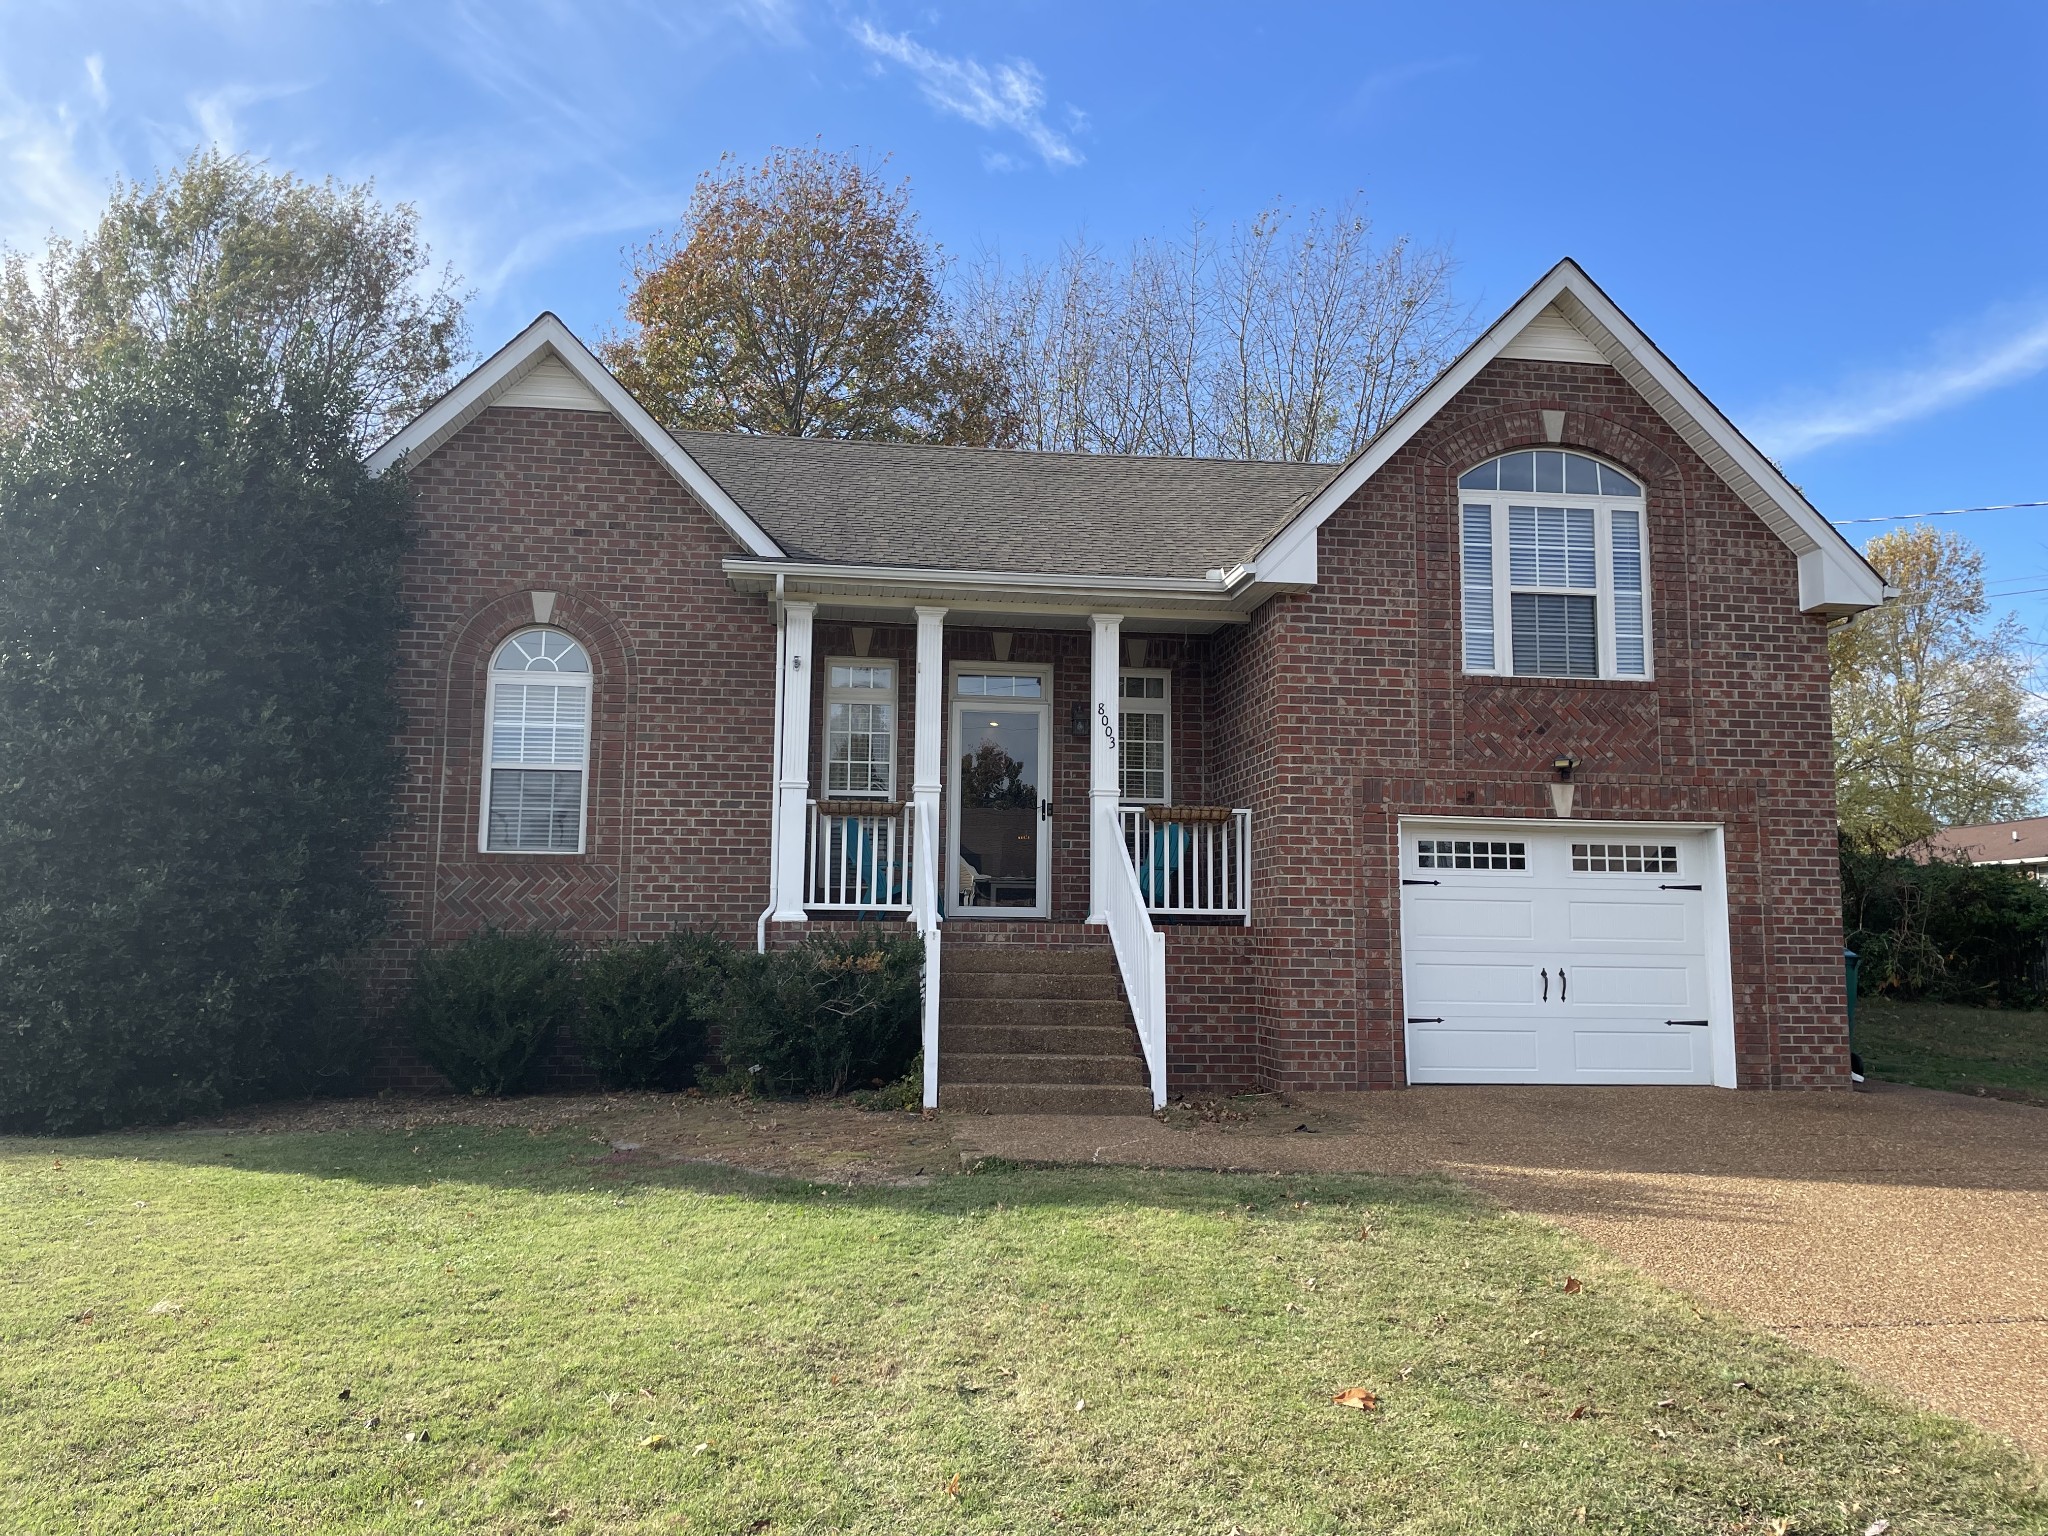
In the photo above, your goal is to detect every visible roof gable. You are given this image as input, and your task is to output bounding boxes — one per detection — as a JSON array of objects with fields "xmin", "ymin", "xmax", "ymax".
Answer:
[
  {"xmin": 365, "ymin": 314, "xmax": 783, "ymax": 559},
  {"xmin": 1253, "ymin": 260, "xmax": 1887, "ymax": 616}
]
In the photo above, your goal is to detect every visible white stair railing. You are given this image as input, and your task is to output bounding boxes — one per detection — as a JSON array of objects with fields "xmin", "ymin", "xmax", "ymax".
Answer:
[
  {"xmin": 1116, "ymin": 806, "xmax": 1252, "ymax": 921},
  {"xmin": 1097, "ymin": 801, "xmax": 1168, "ymax": 1109},
  {"xmin": 909, "ymin": 795, "xmax": 942, "ymax": 1108},
  {"xmin": 805, "ymin": 802, "xmax": 915, "ymax": 912}
]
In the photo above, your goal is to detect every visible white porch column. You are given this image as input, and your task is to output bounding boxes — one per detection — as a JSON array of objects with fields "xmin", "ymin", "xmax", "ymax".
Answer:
[
  {"xmin": 769, "ymin": 600, "xmax": 816, "ymax": 923},
  {"xmin": 912, "ymin": 607, "xmax": 947, "ymax": 812},
  {"xmin": 1087, "ymin": 613, "xmax": 1123, "ymax": 923}
]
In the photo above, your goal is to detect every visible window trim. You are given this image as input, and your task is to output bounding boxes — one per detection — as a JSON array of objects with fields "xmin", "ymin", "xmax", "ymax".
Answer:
[
  {"xmin": 1458, "ymin": 454, "xmax": 1653, "ymax": 682},
  {"xmin": 1117, "ymin": 668, "xmax": 1172, "ymax": 806},
  {"xmin": 478, "ymin": 627, "xmax": 593, "ymax": 857},
  {"xmin": 822, "ymin": 656, "xmax": 898, "ymax": 801}
]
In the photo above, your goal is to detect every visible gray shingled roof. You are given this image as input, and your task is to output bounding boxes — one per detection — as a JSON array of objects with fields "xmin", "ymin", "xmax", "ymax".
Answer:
[{"xmin": 671, "ymin": 429, "xmax": 1339, "ymax": 578}]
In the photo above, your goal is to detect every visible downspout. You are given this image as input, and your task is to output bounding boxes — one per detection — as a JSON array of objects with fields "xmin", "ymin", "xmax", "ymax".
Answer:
[{"xmin": 756, "ymin": 573, "xmax": 787, "ymax": 954}]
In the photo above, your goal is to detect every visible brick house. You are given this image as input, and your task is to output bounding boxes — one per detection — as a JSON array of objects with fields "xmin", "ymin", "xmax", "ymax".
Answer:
[{"xmin": 366, "ymin": 260, "xmax": 1885, "ymax": 1110}]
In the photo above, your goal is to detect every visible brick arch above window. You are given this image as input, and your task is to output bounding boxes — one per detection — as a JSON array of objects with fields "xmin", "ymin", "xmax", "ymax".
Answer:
[
  {"xmin": 1425, "ymin": 405, "xmax": 1681, "ymax": 497},
  {"xmin": 433, "ymin": 588, "xmax": 635, "ymax": 879}
]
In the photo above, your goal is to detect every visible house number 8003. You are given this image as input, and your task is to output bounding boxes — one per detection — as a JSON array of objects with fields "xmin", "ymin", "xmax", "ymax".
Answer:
[{"xmin": 1096, "ymin": 701, "xmax": 1116, "ymax": 748}]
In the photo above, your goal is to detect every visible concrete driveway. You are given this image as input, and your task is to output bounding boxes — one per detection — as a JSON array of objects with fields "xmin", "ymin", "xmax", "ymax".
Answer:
[{"xmin": 950, "ymin": 1083, "xmax": 2048, "ymax": 1458}]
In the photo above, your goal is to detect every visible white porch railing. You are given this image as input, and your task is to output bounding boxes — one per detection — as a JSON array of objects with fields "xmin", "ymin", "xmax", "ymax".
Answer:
[
  {"xmin": 1097, "ymin": 801, "xmax": 1168, "ymax": 1109},
  {"xmin": 1117, "ymin": 806, "xmax": 1252, "ymax": 922},
  {"xmin": 805, "ymin": 802, "xmax": 915, "ymax": 911}
]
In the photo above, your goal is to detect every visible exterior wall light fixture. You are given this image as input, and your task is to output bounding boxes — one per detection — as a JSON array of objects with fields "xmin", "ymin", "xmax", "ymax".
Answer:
[{"xmin": 1549, "ymin": 754, "xmax": 1581, "ymax": 819}]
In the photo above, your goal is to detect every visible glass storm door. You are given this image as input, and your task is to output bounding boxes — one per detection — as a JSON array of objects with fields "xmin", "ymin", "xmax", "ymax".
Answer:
[{"xmin": 948, "ymin": 673, "xmax": 1052, "ymax": 918}]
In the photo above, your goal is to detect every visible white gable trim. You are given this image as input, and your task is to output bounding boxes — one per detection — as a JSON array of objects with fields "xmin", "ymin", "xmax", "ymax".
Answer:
[
  {"xmin": 365, "ymin": 313, "xmax": 783, "ymax": 559},
  {"xmin": 1254, "ymin": 260, "xmax": 1886, "ymax": 616}
]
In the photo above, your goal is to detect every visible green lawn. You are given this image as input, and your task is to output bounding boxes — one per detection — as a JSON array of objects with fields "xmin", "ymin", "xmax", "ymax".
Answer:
[
  {"xmin": 1856, "ymin": 996, "xmax": 2048, "ymax": 1105},
  {"xmin": 3, "ymin": 1127, "xmax": 2042, "ymax": 1534}
]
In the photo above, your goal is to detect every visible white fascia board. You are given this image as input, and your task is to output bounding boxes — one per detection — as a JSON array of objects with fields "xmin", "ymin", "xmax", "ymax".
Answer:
[
  {"xmin": 1257, "ymin": 260, "xmax": 1887, "ymax": 617},
  {"xmin": 366, "ymin": 313, "xmax": 783, "ymax": 559}
]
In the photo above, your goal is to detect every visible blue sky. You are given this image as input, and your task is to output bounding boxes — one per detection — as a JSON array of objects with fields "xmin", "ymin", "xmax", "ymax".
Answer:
[{"xmin": 6, "ymin": 1, "xmax": 2047, "ymax": 624}]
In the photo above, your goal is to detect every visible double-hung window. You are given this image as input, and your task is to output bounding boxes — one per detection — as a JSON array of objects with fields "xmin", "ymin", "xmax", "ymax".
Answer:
[
  {"xmin": 1118, "ymin": 671, "xmax": 1170, "ymax": 803},
  {"xmin": 1457, "ymin": 450, "xmax": 1649, "ymax": 679},
  {"xmin": 825, "ymin": 661, "xmax": 895, "ymax": 799},
  {"xmin": 483, "ymin": 628, "xmax": 591, "ymax": 853}
]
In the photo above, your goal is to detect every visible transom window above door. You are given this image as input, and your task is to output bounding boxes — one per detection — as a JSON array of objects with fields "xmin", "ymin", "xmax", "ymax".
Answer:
[
  {"xmin": 1457, "ymin": 450, "xmax": 1649, "ymax": 680},
  {"xmin": 825, "ymin": 660, "xmax": 895, "ymax": 798}
]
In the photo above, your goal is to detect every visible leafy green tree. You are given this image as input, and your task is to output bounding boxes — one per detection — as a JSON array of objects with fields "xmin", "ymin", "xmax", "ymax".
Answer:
[
  {"xmin": 0, "ymin": 333, "xmax": 411, "ymax": 1132},
  {"xmin": 604, "ymin": 144, "xmax": 1010, "ymax": 445},
  {"xmin": 0, "ymin": 149, "xmax": 466, "ymax": 447},
  {"xmin": 1830, "ymin": 525, "xmax": 2045, "ymax": 852}
]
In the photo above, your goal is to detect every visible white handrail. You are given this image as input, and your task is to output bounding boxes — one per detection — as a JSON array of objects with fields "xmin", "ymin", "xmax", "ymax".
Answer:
[
  {"xmin": 1096, "ymin": 801, "xmax": 1167, "ymax": 1108},
  {"xmin": 1117, "ymin": 807, "xmax": 1252, "ymax": 922},
  {"xmin": 909, "ymin": 795, "xmax": 942, "ymax": 1108}
]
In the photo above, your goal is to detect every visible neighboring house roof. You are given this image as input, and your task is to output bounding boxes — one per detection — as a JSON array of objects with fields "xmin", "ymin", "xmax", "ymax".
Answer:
[
  {"xmin": 1920, "ymin": 817, "xmax": 2048, "ymax": 864},
  {"xmin": 671, "ymin": 430, "xmax": 1336, "ymax": 578},
  {"xmin": 1253, "ymin": 259, "xmax": 1890, "ymax": 616}
]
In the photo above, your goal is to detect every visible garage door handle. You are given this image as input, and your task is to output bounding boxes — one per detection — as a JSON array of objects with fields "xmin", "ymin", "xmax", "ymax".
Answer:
[
  {"xmin": 1402, "ymin": 878, "xmax": 1440, "ymax": 886},
  {"xmin": 1665, "ymin": 1019, "xmax": 1710, "ymax": 1027},
  {"xmin": 1558, "ymin": 967, "xmax": 1567, "ymax": 1001},
  {"xmin": 1407, "ymin": 1017, "xmax": 1443, "ymax": 1024},
  {"xmin": 1539, "ymin": 967, "xmax": 1548, "ymax": 1000},
  {"xmin": 1659, "ymin": 883, "xmax": 1702, "ymax": 891}
]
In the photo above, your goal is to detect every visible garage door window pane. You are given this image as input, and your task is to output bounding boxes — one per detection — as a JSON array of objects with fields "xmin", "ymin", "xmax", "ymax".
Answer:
[
  {"xmin": 1416, "ymin": 838, "xmax": 1527, "ymax": 871},
  {"xmin": 1571, "ymin": 842, "xmax": 1679, "ymax": 874}
]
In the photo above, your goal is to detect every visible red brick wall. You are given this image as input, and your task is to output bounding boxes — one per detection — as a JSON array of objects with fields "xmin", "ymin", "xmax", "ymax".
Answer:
[
  {"xmin": 368, "ymin": 406, "xmax": 777, "ymax": 1084},
  {"xmin": 1199, "ymin": 356, "xmax": 1847, "ymax": 1092}
]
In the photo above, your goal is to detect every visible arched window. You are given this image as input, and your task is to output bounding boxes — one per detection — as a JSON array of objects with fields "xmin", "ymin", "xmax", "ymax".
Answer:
[
  {"xmin": 481, "ymin": 628, "xmax": 591, "ymax": 853},
  {"xmin": 1455, "ymin": 450, "xmax": 1649, "ymax": 680}
]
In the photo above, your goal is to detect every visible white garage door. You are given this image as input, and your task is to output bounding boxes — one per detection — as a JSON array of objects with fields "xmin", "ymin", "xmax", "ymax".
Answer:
[{"xmin": 1399, "ymin": 824, "xmax": 1721, "ymax": 1084}]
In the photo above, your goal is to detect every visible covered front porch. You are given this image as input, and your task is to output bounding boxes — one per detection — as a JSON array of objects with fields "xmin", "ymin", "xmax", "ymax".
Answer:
[{"xmin": 727, "ymin": 562, "xmax": 1262, "ymax": 1111}]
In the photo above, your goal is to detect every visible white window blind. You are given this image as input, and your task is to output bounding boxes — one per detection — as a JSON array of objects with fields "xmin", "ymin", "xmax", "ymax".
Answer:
[
  {"xmin": 825, "ymin": 661, "xmax": 895, "ymax": 797},
  {"xmin": 1455, "ymin": 451, "xmax": 1651, "ymax": 681},
  {"xmin": 1118, "ymin": 672, "xmax": 1169, "ymax": 803},
  {"xmin": 483, "ymin": 629, "xmax": 591, "ymax": 853}
]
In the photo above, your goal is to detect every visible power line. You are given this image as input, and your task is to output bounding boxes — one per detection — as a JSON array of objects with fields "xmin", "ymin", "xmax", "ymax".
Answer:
[{"xmin": 1830, "ymin": 500, "xmax": 2048, "ymax": 526}]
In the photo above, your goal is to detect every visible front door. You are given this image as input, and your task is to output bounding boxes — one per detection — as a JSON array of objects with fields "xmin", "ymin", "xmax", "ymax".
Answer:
[{"xmin": 948, "ymin": 670, "xmax": 1052, "ymax": 918}]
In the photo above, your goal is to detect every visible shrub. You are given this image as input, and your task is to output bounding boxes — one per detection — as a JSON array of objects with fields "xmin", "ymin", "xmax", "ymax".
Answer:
[
  {"xmin": 708, "ymin": 930, "xmax": 922, "ymax": 1097},
  {"xmin": 578, "ymin": 931, "xmax": 729, "ymax": 1090},
  {"xmin": 1842, "ymin": 842, "xmax": 2048, "ymax": 1006},
  {"xmin": 408, "ymin": 929, "xmax": 580, "ymax": 1095}
]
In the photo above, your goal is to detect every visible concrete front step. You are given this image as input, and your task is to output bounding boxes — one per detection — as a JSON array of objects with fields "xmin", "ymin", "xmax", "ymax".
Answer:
[
  {"xmin": 939, "ymin": 1081, "xmax": 1156, "ymax": 1116},
  {"xmin": 940, "ymin": 1051, "xmax": 1148, "ymax": 1086},
  {"xmin": 945, "ymin": 969, "xmax": 1123, "ymax": 1001},
  {"xmin": 939, "ymin": 997, "xmax": 1129, "ymax": 1031},
  {"xmin": 942, "ymin": 944, "xmax": 1116, "ymax": 976},
  {"xmin": 942, "ymin": 1022, "xmax": 1138, "ymax": 1056}
]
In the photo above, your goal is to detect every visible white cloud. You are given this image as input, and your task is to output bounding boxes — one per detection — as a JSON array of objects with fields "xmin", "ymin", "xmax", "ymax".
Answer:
[
  {"xmin": 83, "ymin": 55, "xmax": 108, "ymax": 111},
  {"xmin": 849, "ymin": 20, "xmax": 1082, "ymax": 168},
  {"xmin": 0, "ymin": 83, "xmax": 115, "ymax": 251},
  {"xmin": 1752, "ymin": 303, "xmax": 2048, "ymax": 459}
]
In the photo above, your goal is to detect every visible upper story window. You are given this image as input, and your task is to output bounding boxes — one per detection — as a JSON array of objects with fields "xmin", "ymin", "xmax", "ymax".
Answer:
[
  {"xmin": 1118, "ymin": 671, "xmax": 1170, "ymax": 803},
  {"xmin": 1457, "ymin": 450, "xmax": 1649, "ymax": 680},
  {"xmin": 483, "ymin": 628, "xmax": 591, "ymax": 853},
  {"xmin": 825, "ymin": 661, "xmax": 895, "ymax": 798}
]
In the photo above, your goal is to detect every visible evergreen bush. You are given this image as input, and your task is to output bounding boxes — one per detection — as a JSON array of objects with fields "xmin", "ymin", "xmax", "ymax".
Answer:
[
  {"xmin": 407, "ymin": 929, "xmax": 580, "ymax": 1096},
  {"xmin": 708, "ymin": 930, "xmax": 922, "ymax": 1097},
  {"xmin": 578, "ymin": 931, "xmax": 727, "ymax": 1090},
  {"xmin": 1842, "ymin": 842, "xmax": 2048, "ymax": 1006},
  {"xmin": 0, "ymin": 340, "xmax": 408, "ymax": 1132}
]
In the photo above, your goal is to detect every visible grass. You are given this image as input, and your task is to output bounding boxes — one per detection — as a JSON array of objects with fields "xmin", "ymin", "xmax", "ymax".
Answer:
[
  {"xmin": 2, "ymin": 1128, "xmax": 2043, "ymax": 1535},
  {"xmin": 1855, "ymin": 996, "xmax": 2048, "ymax": 1105}
]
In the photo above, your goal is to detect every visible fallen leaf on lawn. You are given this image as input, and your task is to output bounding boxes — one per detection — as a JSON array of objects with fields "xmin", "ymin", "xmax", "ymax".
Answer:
[
  {"xmin": 638, "ymin": 1434, "xmax": 669, "ymax": 1450},
  {"xmin": 1768, "ymin": 1520, "xmax": 1792, "ymax": 1536},
  {"xmin": 148, "ymin": 1299, "xmax": 184, "ymax": 1316},
  {"xmin": 1654, "ymin": 1398, "xmax": 1676, "ymax": 1409},
  {"xmin": 1562, "ymin": 1277, "xmax": 1583, "ymax": 1294},
  {"xmin": 1330, "ymin": 1387, "xmax": 1378, "ymax": 1412},
  {"xmin": 71, "ymin": 1310, "xmax": 94, "ymax": 1325},
  {"xmin": 1649, "ymin": 1426, "xmax": 1672, "ymax": 1440},
  {"xmin": 1074, "ymin": 1398, "xmax": 1086, "ymax": 1412},
  {"xmin": 1574, "ymin": 1509, "xmax": 1586, "ymax": 1526},
  {"xmin": 943, "ymin": 1474, "xmax": 961, "ymax": 1498},
  {"xmin": 694, "ymin": 1443, "xmax": 710, "ymax": 1455},
  {"xmin": 1567, "ymin": 1404, "xmax": 1591, "ymax": 1421},
  {"xmin": 1865, "ymin": 1523, "xmax": 1890, "ymax": 1536},
  {"xmin": 542, "ymin": 1506, "xmax": 572, "ymax": 1525}
]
